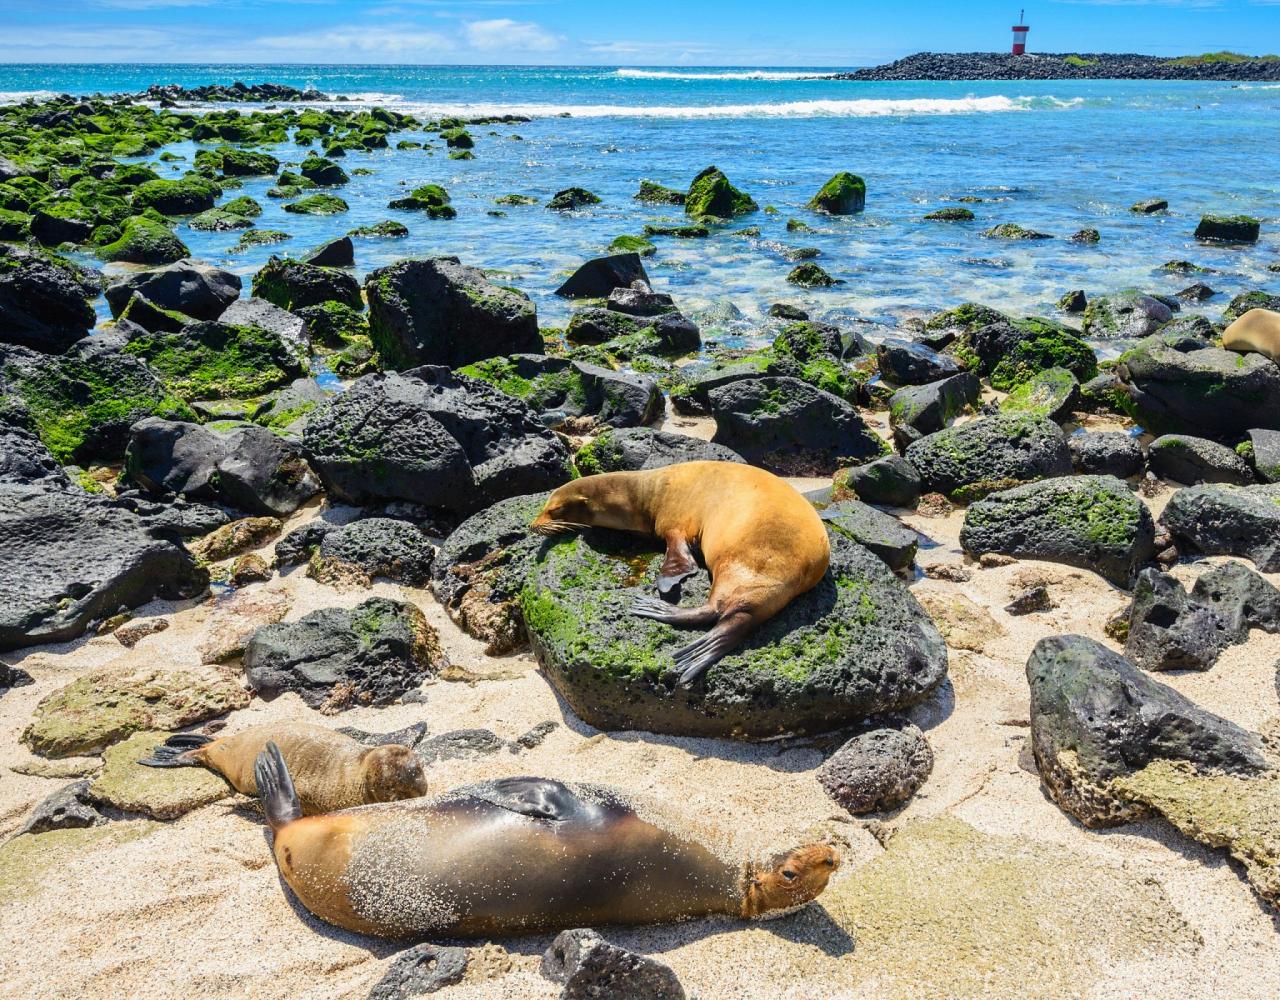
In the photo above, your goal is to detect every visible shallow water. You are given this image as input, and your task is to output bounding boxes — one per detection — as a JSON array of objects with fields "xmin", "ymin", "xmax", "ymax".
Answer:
[{"xmin": 3, "ymin": 65, "xmax": 1277, "ymax": 343}]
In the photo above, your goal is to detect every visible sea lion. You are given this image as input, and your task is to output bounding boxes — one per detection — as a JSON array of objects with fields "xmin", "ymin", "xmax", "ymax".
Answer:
[
  {"xmin": 530, "ymin": 461, "xmax": 830, "ymax": 683},
  {"xmin": 139, "ymin": 722, "xmax": 428, "ymax": 814},
  {"xmin": 1223, "ymin": 308, "xmax": 1280, "ymax": 362},
  {"xmin": 254, "ymin": 743, "xmax": 839, "ymax": 939}
]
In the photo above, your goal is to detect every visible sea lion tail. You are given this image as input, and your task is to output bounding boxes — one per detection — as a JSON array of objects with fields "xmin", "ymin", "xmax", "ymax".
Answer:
[
  {"xmin": 137, "ymin": 732, "xmax": 213, "ymax": 768},
  {"xmin": 254, "ymin": 741, "xmax": 303, "ymax": 831}
]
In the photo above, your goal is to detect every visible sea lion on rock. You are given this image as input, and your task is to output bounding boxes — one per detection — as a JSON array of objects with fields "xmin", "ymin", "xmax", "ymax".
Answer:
[
  {"xmin": 531, "ymin": 461, "xmax": 830, "ymax": 683},
  {"xmin": 139, "ymin": 722, "xmax": 428, "ymax": 814},
  {"xmin": 254, "ymin": 743, "xmax": 839, "ymax": 938},
  {"xmin": 1223, "ymin": 308, "xmax": 1280, "ymax": 363}
]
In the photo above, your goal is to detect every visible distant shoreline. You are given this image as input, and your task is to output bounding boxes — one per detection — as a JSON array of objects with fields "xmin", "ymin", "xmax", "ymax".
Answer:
[{"xmin": 826, "ymin": 51, "xmax": 1280, "ymax": 82}]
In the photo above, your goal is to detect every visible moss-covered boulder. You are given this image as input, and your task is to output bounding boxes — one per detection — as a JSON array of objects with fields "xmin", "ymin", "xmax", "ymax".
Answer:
[
  {"xmin": 787, "ymin": 262, "xmax": 838, "ymax": 287},
  {"xmin": 188, "ymin": 208, "xmax": 255, "ymax": 232},
  {"xmin": 300, "ymin": 155, "xmax": 349, "ymax": 186},
  {"xmin": 905, "ymin": 414, "xmax": 1073, "ymax": 503},
  {"xmin": 1194, "ymin": 214, "xmax": 1260, "ymax": 244},
  {"xmin": 634, "ymin": 180, "xmax": 686, "ymax": 205},
  {"xmin": 998, "ymin": 367, "xmax": 1081, "ymax": 422},
  {"xmin": 1222, "ymin": 290, "xmax": 1280, "ymax": 325},
  {"xmin": 684, "ymin": 166, "xmax": 756, "ymax": 221},
  {"xmin": 983, "ymin": 223, "xmax": 1053, "ymax": 240},
  {"xmin": 283, "ymin": 193, "xmax": 349, "ymax": 216},
  {"xmin": 923, "ymin": 207, "xmax": 974, "ymax": 222},
  {"xmin": 122, "ymin": 320, "xmax": 306, "ymax": 401},
  {"xmin": 251, "ymin": 256, "xmax": 362, "ymax": 312},
  {"xmin": 928, "ymin": 305, "xmax": 1097, "ymax": 391},
  {"xmin": 97, "ymin": 216, "xmax": 189, "ymax": 265},
  {"xmin": 0, "ymin": 339, "xmax": 193, "ymax": 462},
  {"xmin": 388, "ymin": 184, "xmax": 456, "ymax": 218},
  {"xmin": 349, "ymin": 219, "xmax": 409, "ymax": 239},
  {"xmin": 1114, "ymin": 337, "xmax": 1280, "ymax": 436},
  {"xmin": 21, "ymin": 663, "xmax": 248, "ymax": 758},
  {"xmin": 574, "ymin": 426, "xmax": 743, "ymax": 475},
  {"xmin": 807, "ymin": 172, "xmax": 866, "ymax": 215},
  {"xmin": 131, "ymin": 176, "xmax": 220, "ymax": 215},
  {"xmin": 547, "ymin": 188, "xmax": 601, "ymax": 211},
  {"xmin": 232, "ymin": 229, "xmax": 290, "ymax": 251},
  {"xmin": 1082, "ymin": 290, "xmax": 1174, "ymax": 340},
  {"xmin": 89, "ymin": 731, "xmax": 232, "ymax": 819},
  {"xmin": 609, "ymin": 234, "xmax": 656, "ymax": 257},
  {"xmin": 522, "ymin": 525, "xmax": 947, "ymax": 738},
  {"xmin": 244, "ymin": 596, "xmax": 446, "ymax": 712},
  {"xmin": 960, "ymin": 475, "xmax": 1155, "ymax": 586}
]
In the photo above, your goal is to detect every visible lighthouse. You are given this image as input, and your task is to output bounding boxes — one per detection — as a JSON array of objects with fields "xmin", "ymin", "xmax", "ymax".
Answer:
[{"xmin": 1011, "ymin": 10, "xmax": 1030, "ymax": 55}]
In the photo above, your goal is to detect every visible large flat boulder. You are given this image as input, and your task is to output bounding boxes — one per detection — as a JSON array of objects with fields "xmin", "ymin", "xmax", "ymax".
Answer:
[
  {"xmin": 104, "ymin": 258, "xmax": 240, "ymax": 322},
  {"xmin": 905, "ymin": 414, "xmax": 1072, "ymax": 503},
  {"xmin": 522, "ymin": 526, "xmax": 947, "ymax": 738},
  {"xmin": 1160, "ymin": 483, "xmax": 1280, "ymax": 571},
  {"xmin": 0, "ymin": 483, "xmax": 207, "ymax": 651}
]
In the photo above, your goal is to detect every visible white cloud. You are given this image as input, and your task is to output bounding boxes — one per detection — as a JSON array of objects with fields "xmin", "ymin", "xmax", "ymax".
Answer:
[
  {"xmin": 253, "ymin": 25, "xmax": 452, "ymax": 54},
  {"xmin": 463, "ymin": 18, "xmax": 560, "ymax": 52}
]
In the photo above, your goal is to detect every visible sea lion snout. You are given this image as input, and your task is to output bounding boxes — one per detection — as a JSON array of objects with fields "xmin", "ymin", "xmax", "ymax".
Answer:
[{"xmin": 745, "ymin": 842, "xmax": 841, "ymax": 918}]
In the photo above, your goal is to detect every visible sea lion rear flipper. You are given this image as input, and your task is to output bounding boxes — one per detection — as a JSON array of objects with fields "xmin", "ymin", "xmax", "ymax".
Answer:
[
  {"xmin": 657, "ymin": 534, "xmax": 698, "ymax": 598},
  {"xmin": 631, "ymin": 596, "xmax": 719, "ymax": 627},
  {"xmin": 673, "ymin": 611, "xmax": 754, "ymax": 685},
  {"xmin": 254, "ymin": 742, "xmax": 303, "ymax": 831},
  {"xmin": 137, "ymin": 732, "xmax": 213, "ymax": 768}
]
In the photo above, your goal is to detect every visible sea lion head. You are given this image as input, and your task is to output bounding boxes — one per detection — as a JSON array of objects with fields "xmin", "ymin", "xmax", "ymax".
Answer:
[
  {"xmin": 743, "ymin": 843, "xmax": 840, "ymax": 918},
  {"xmin": 362, "ymin": 745, "xmax": 429, "ymax": 803},
  {"xmin": 531, "ymin": 474, "xmax": 650, "ymax": 536}
]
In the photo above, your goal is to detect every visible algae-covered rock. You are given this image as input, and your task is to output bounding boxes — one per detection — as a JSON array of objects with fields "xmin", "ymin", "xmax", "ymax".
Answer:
[
  {"xmin": 983, "ymin": 223, "xmax": 1053, "ymax": 240},
  {"xmin": 388, "ymin": 184, "xmax": 455, "ymax": 218},
  {"xmin": 308, "ymin": 517, "xmax": 436, "ymax": 588},
  {"xmin": 960, "ymin": 475, "xmax": 1154, "ymax": 586},
  {"xmin": 251, "ymin": 256, "xmax": 362, "ymax": 312},
  {"xmin": 923, "ymin": 206, "xmax": 974, "ymax": 221},
  {"xmin": 243, "ymin": 596, "xmax": 446, "ymax": 712},
  {"xmin": 431, "ymin": 492, "xmax": 548, "ymax": 655},
  {"xmin": 998, "ymin": 367, "xmax": 1080, "ymax": 422},
  {"xmin": 807, "ymin": 172, "xmax": 865, "ymax": 215},
  {"xmin": 22, "ymin": 662, "xmax": 248, "ymax": 757},
  {"xmin": 574, "ymin": 427, "xmax": 743, "ymax": 475},
  {"xmin": 905, "ymin": 414, "xmax": 1072, "ymax": 503},
  {"xmin": 888, "ymin": 372, "xmax": 981, "ymax": 449},
  {"xmin": 122, "ymin": 320, "xmax": 306, "ymax": 401},
  {"xmin": 89, "ymin": 731, "xmax": 231, "ymax": 819},
  {"xmin": 1159, "ymin": 483, "xmax": 1280, "ymax": 571},
  {"xmin": 1194, "ymin": 213, "xmax": 1260, "ymax": 243},
  {"xmin": 0, "ymin": 339, "xmax": 194, "ymax": 463},
  {"xmin": 1115, "ymin": 338, "xmax": 1280, "ymax": 436},
  {"xmin": 837, "ymin": 455, "xmax": 922, "ymax": 508},
  {"xmin": 547, "ymin": 187, "xmax": 601, "ymax": 211},
  {"xmin": 302, "ymin": 366, "xmax": 572, "ymax": 513},
  {"xmin": 131, "ymin": 176, "xmax": 220, "ymax": 215},
  {"xmin": 522, "ymin": 526, "xmax": 947, "ymax": 739},
  {"xmin": 366, "ymin": 257, "xmax": 540, "ymax": 369},
  {"xmin": 1148, "ymin": 434, "xmax": 1255, "ymax": 485},
  {"xmin": 0, "ymin": 482, "xmax": 206, "ymax": 651},
  {"xmin": 1026, "ymin": 633, "xmax": 1267, "ymax": 827},
  {"xmin": 189, "ymin": 515, "xmax": 282, "ymax": 563},
  {"xmin": 634, "ymin": 180, "xmax": 686, "ymax": 205},
  {"xmin": 684, "ymin": 166, "xmax": 756, "ymax": 221},
  {"xmin": 104, "ymin": 259, "xmax": 240, "ymax": 323},
  {"xmin": 927, "ymin": 304, "xmax": 1097, "ymax": 390},
  {"xmin": 708, "ymin": 376, "xmax": 888, "ymax": 475},
  {"xmin": 819, "ymin": 499, "xmax": 918, "ymax": 571},
  {"xmin": 1082, "ymin": 290, "xmax": 1174, "ymax": 340},
  {"xmin": 283, "ymin": 193, "xmax": 349, "ymax": 216},
  {"xmin": 97, "ymin": 216, "xmax": 189, "ymax": 265},
  {"xmin": 786, "ymin": 262, "xmax": 837, "ymax": 287}
]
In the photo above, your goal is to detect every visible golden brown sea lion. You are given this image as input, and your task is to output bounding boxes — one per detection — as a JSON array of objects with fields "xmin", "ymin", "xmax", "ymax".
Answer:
[
  {"xmin": 1223, "ymin": 308, "xmax": 1280, "ymax": 363},
  {"xmin": 254, "ymin": 743, "xmax": 839, "ymax": 938},
  {"xmin": 139, "ymin": 722, "xmax": 428, "ymax": 814},
  {"xmin": 530, "ymin": 461, "xmax": 831, "ymax": 684}
]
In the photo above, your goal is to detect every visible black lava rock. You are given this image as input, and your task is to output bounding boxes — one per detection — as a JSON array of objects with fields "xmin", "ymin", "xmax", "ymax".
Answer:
[
  {"xmin": 1148, "ymin": 434, "xmax": 1254, "ymax": 485},
  {"xmin": 104, "ymin": 258, "xmax": 240, "ymax": 322},
  {"xmin": 0, "ymin": 243, "xmax": 99, "ymax": 354},
  {"xmin": 367, "ymin": 943, "xmax": 468, "ymax": 999},
  {"xmin": 905, "ymin": 414, "xmax": 1072, "ymax": 503},
  {"xmin": 1068, "ymin": 432, "xmax": 1145, "ymax": 479},
  {"xmin": 1124, "ymin": 568, "xmax": 1232, "ymax": 671},
  {"xmin": 575, "ymin": 426, "xmax": 743, "ymax": 474},
  {"xmin": 817, "ymin": 720, "xmax": 933, "ymax": 814},
  {"xmin": 555, "ymin": 252, "xmax": 650, "ymax": 299},
  {"xmin": 839, "ymin": 454, "xmax": 923, "ymax": 508},
  {"xmin": 541, "ymin": 929, "xmax": 686, "ymax": 1000},
  {"xmin": 1160, "ymin": 483, "xmax": 1280, "ymax": 572},
  {"xmin": 876, "ymin": 338, "xmax": 963, "ymax": 386}
]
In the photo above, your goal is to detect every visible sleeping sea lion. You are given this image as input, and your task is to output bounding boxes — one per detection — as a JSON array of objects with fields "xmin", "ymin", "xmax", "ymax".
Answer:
[
  {"xmin": 254, "ymin": 743, "xmax": 839, "ymax": 939},
  {"xmin": 1223, "ymin": 308, "xmax": 1280, "ymax": 363},
  {"xmin": 530, "ymin": 461, "xmax": 830, "ymax": 683},
  {"xmin": 139, "ymin": 722, "xmax": 428, "ymax": 814}
]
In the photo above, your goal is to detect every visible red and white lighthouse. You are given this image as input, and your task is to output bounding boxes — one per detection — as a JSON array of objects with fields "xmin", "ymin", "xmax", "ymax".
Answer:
[{"xmin": 1011, "ymin": 10, "xmax": 1030, "ymax": 55}]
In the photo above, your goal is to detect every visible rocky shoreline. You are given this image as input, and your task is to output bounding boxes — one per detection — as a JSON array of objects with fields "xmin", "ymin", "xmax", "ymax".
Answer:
[
  {"xmin": 2, "ymin": 85, "xmax": 1280, "ymax": 999},
  {"xmin": 828, "ymin": 51, "xmax": 1280, "ymax": 82}
]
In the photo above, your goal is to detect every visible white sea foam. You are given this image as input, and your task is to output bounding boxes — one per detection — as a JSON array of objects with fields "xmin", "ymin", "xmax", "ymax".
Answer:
[
  {"xmin": 333, "ymin": 91, "xmax": 403, "ymax": 103},
  {"xmin": 332, "ymin": 94, "xmax": 1081, "ymax": 119},
  {"xmin": 0, "ymin": 90, "xmax": 59, "ymax": 104},
  {"xmin": 614, "ymin": 69, "xmax": 821, "ymax": 81}
]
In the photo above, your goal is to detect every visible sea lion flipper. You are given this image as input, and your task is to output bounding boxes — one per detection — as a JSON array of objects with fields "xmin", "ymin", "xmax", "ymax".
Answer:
[
  {"xmin": 631, "ymin": 596, "xmax": 719, "ymax": 627},
  {"xmin": 673, "ymin": 611, "xmax": 754, "ymax": 685},
  {"xmin": 657, "ymin": 534, "xmax": 698, "ymax": 597},
  {"xmin": 254, "ymin": 742, "xmax": 303, "ymax": 831},
  {"xmin": 137, "ymin": 732, "xmax": 213, "ymax": 768}
]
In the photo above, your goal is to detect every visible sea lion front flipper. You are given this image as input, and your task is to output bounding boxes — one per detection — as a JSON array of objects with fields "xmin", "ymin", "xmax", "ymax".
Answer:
[
  {"xmin": 137, "ymin": 732, "xmax": 213, "ymax": 768},
  {"xmin": 672, "ymin": 611, "xmax": 754, "ymax": 685},
  {"xmin": 471, "ymin": 776, "xmax": 598, "ymax": 822},
  {"xmin": 254, "ymin": 742, "xmax": 303, "ymax": 832},
  {"xmin": 656, "ymin": 533, "xmax": 698, "ymax": 598}
]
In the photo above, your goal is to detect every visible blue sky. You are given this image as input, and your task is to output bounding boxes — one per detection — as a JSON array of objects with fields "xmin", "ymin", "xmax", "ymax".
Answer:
[{"xmin": 3, "ymin": 0, "xmax": 1279, "ymax": 65}]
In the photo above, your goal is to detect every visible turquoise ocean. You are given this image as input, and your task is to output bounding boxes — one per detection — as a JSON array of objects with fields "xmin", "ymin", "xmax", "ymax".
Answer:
[{"xmin": 1, "ymin": 64, "xmax": 1277, "ymax": 344}]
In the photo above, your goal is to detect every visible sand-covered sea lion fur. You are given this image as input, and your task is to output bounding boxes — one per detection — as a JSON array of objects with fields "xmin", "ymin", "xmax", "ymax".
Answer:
[
  {"xmin": 530, "ymin": 461, "xmax": 831, "ymax": 684},
  {"xmin": 257, "ymin": 766, "xmax": 840, "ymax": 939}
]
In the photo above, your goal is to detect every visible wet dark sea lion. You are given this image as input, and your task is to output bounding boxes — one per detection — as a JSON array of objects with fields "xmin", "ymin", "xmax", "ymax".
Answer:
[
  {"xmin": 255, "ymin": 744, "xmax": 839, "ymax": 939},
  {"xmin": 530, "ymin": 461, "xmax": 830, "ymax": 683},
  {"xmin": 139, "ymin": 722, "xmax": 428, "ymax": 814}
]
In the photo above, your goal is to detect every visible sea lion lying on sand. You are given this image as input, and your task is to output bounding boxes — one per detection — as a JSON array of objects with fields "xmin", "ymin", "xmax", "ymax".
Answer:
[
  {"xmin": 531, "ymin": 461, "xmax": 830, "ymax": 684},
  {"xmin": 1223, "ymin": 308, "xmax": 1280, "ymax": 363},
  {"xmin": 254, "ymin": 743, "xmax": 839, "ymax": 938},
  {"xmin": 139, "ymin": 722, "xmax": 428, "ymax": 814}
]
